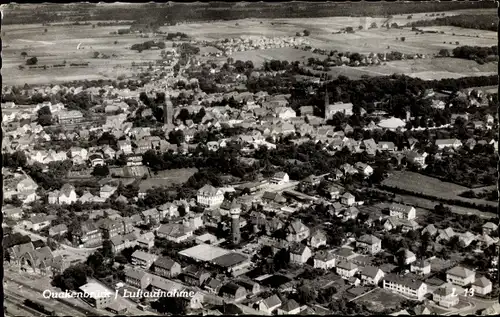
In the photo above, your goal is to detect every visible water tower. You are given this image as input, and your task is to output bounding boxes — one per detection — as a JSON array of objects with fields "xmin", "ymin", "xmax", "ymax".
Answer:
[{"xmin": 230, "ymin": 201, "xmax": 241, "ymax": 246}]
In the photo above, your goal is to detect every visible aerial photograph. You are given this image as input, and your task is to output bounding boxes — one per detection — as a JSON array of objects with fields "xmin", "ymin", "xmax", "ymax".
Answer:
[{"xmin": 1, "ymin": 1, "xmax": 498, "ymax": 316}]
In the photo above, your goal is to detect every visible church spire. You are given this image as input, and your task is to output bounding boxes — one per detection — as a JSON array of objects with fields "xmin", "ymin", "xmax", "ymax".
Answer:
[{"xmin": 324, "ymin": 85, "xmax": 329, "ymax": 108}]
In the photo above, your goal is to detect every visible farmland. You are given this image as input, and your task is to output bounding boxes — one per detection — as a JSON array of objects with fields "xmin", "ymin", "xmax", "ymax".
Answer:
[
  {"xmin": 381, "ymin": 171, "xmax": 497, "ymax": 208},
  {"xmin": 2, "ymin": 22, "xmax": 167, "ymax": 86}
]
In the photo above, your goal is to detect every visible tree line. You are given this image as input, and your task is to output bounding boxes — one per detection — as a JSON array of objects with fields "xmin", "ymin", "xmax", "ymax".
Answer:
[{"xmin": 407, "ymin": 14, "xmax": 498, "ymax": 32}]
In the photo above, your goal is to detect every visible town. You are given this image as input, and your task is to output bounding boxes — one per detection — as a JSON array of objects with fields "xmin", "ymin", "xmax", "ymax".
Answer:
[{"xmin": 2, "ymin": 2, "xmax": 499, "ymax": 317}]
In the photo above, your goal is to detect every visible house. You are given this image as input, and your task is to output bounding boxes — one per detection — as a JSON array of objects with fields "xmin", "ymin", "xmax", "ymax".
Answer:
[
  {"xmin": 313, "ymin": 250, "xmax": 336, "ymax": 270},
  {"xmin": 181, "ymin": 265, "xmax": 210, "ymax": 286},
  {"xmin": 360, "ymin": 266, "xmax": 384, "ymax": 285},
  {"xmin": 482, "ymin": 222, "xmax": 498, "ymax": 235},
  {"xmin": 3, "ymin": 206, "xmax": 23, "ymax": 220},
  {"xmin": 406, "ymin": 151, "xmax": 427, "ymax": 168},
  {"xmin": 137, "ymin": 232, "xmax": 156, "ymax": 250},
  {"xmin": 110, "ymin": 234, "xmax": 137, "ymax": 253},
  {"xmin": 340, "ymin": 192, "xmax": 355, "ymax": 206},
  {"xmin": 299, "ymin": 106, "xmax": 314, "ymax": 116},
  {"xmin": 89, "ymin": 153, "xmax": 105, "ymax": 167},
  {"xmin": 325, "ymin": 184, "xmax": 342, "ymax": 200},
  {"xmin": 389, "ymin": 203, "xmax": 416, "ymax": 220},
  {"xmin": 354, "ymin": 162, "xmax": 373, "ymax": 177},
  {"xmin": 131, "ymin": 250, "xmax": 158, "ymax": 270},
  {"xmin": 58, "ymin": 184, "xmax": 78, "ymax": 205},
  {"xmin": 383, "ymin": 274, "xmax": 428, "ymax": 300},
  {"xmin": 72, "ymin": 221, "xmax": 103, "ymax": 247},
  {"xmin": 362, "ymin": 138, "xmax": 378, "ymax": 155},
  {"xmin": 325, "ymin": 102, "xmax": 353, "ymax": 120},
  {"xmin": 395, "ymin": 248, "xmax": 416, "ymax": 265},
  {"xmin": 377, "ymin": 141, "xmax": 396, "ymax": 152},
  {"xmin": 142, "ymin": 208, "xmax": 161, "ymax": 225},
  {"xmin": 435, "ymin": 139, "xmax": 462, "ymax": 150},
  {"xmin": 49, "ymin": 224, "xmax": 68, "ymax": 237},
  {"xmin": 156, "ymin": 223, "xmax": 193, "ymax": 243},
  {"xmin": 153, "ymin": 256, "xmax": 181, "ymax": 278},
  {"xmin": 332, "ymin": 247, "xmax": 357, "ymax": 262},
  {"xmin": 258, "ymin": 294, "xmax": 282, "ymax": 314},
  {"xmin": 219, "ymin": 282, "xmax": 247, "ymax": 301},
  {"xmin": 236, "ymin": 280, "xmax": 260, "ymax": 295},
  {"xmin": 436, "ymin": 227, "xmax": 456, "ymax": 243},
  {"xmin": 458, "ymin": 231, "xmax": 476, "ymax": 247},
  {"xmin": 472, "ymin": 276, "xmax": 492, "ymax": 295},
  {"xmin": 410, "ymin": 259, "xmax": 431, "ymax": 275},
  {"xmin": 286, "ymin": 220, "xmax": 310, "ymax": 242},
  {"xmin": 421, "ymin": 224, "xmax": 438, "ymax": 237},
  {"xmin": 336, "ymin": 261, "xmax": 358, "ymax": 279},
  {"xmin": 197, "ymin": 184, "xmax": 225, "ymax": 208},
  {"xmin": 289, "ymin": 243, "xmax": 312, "ymax": 264},
  {"xmin": 271, "ymin": 172, "xmax": 289, "ymax": 185},
  {"xmin": 433, "ymin": 285, "xmax": 459, "ymax": 308},
  {"xmin": 277, "ymin": 299, "xmax": 301, "ymax": 315},
  {"xmin": 262, "ymin": 192, "xmax": 287, "ymax": 204},
  {"xmin": 204, "ymin": 278, "xmax": 223, "ymax": 294},
  {"xmin": 29, "ymin": 215, "xmax": 52, "ymax": 231},
  {"xmin": 124, "ymin": 268, "xmax": 152, "ymax": 290},
  {"xmin": 446, "ymin": 266, "xmax": 475, "ymax": 286},
  {"xmin": 275, "ymin": 107, "xmax": 296, "ymax": 119},
  {"xmin": 100, "ymin": 185, "xmax": 117, "ymax": 199},
  {"xmin": 309, "ymin": 229, "xmax": 327, "ymax": 249},
  {"xmin": 356, "ymin": 235, "xmax": 382, "ymax": 255}
]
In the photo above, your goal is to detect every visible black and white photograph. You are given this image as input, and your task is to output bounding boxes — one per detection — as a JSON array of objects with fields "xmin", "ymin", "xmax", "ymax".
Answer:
[{"xmin": 1, "ymin": 1, "xmax": 499, "ymax": 316}]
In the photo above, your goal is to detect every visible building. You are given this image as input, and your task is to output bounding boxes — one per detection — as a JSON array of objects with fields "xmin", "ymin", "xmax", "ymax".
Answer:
[
  {"xmin": 482, "ymin": 222, "xmax": 498, "ymax": 236},
  {"xmin": 289, "ymin": 243, "xmax": 312, "ymax": 264},
  {"xmin": 99, "ymin": 185, "xmax": 117, "ymax": 199},
  {"xmin": 472, "ymin": 276, "xmax": 492, "ymax": 295},
  {"xmin": 336, "ymin": 261, "xmax": 358, "ymax": 279},
  {"xmin": 433, "ymin": 285, "xmax": 459, "ymax": 308},
  {"xmin": 270, "ymin": 172, "xmax": 290, "ymax": 185},
  {"xmin": 410, "ymin": 259, "xmax": 431, "ymax": 276},
  {"xmin": 355, "ymin": 162, "xmax": 373, "ymax": 177},
  {"xmin": 153, "ymin": 256, "xmax": 181, "ymax": 278},
  {"xmin": 341, "ymin": 192, "xmax": 355, "ymax": 206},
  {"xmin": 131, "ymin": 250, "xmax": 158, "ymax": 270},
  {"xmin": 219, "ymin": 282, "xmax": 247, "ymax": 302},
  {"xmin": 325, "ymin": 102, "xmax": 354, "ymax": 119},
  {"xmin": 236, "ymin": 280, "xmax": 260, "ymax": 295},
  {"xmin": 446, "ymin": 266, "xmax": 475, "ymax": 286},
  {"xmin": 58, "ymin": 184, "xmax": 78, "ymax": 205},
  {"xmin": 309, "ymin": 230, "xmax": 327, "ymax": 249},
  {"xmin": 286, "ymin": 220, "xmax": 310, "ymax": 242},
  {"xmin": 181, "ymin": 265, "xmax": 210, "ymax": 286},
  {"xmin": 29, "ymin": 215, "xmax": 52, "ymax": 231},
  {"xmin": 124, "ymin": 268, "xmax": 152, "ymax": 289},
  {"xmin": 395, "ymin": 249, "xmax": 416, "ymax": 265},
  {"xmin": 389, "ymin": 203, "xmax": 416, "ymax": 220},
  {"xmin": 383, "ymin": 274, "xmax": 428, "ymax": 300},
  {"xmin": 49, "ymin": 224, "xmax": 68, "ymax": 237},
  {"xmin": 197, "ymin": 184, "xmax": 225, "ymax": 208},
  {"xmin": 258, "ymin": 294, "xmax": 282, "ymax": 314},
  {"xmin": 137, "ymin": 232, "xmax": 155, "ymax": 250},
  {"xmin": 360, "ymin": 266, "xmax": 385, "ymax": 285},
  {"xmin": 157, "ymin": 223, "xmax": 193, "ymax": 243},
  {"xmin": 435, "ymin": 139, "xmax": 463, "ymax": 150},
  {"xmin": 313, "ymin": 250, "xmax": 336, "ymax": 270},
  {"xmin": 79, "ymin": 283, "xmax": 113, "ymax": 309},
  {"xmin": 406, "ymin": 151, "xmax": 427, "ymax": 168},
  {"xmin": 72, "ymin": 221, "xmax": 103, "ymax": 247},
  {"xmin": 356, "ymin": 234, "xmax": 382, "ymax": 254},
  {"xmin": 277, "ymin": 299, "xmax": 301, "ymax": 315}
]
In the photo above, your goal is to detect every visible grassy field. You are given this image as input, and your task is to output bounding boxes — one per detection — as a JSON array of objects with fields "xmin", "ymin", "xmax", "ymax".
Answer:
[
  {"xmin": 354, "ymin": 288, "xmax": 408, "ymax": 313},
  {"xmin": 381, "ymin": 171, "xmax": 497, "ymax": 208},
  {"xmin": 2, "ymin": 22, "xmax": 167, "ymax": 85}
]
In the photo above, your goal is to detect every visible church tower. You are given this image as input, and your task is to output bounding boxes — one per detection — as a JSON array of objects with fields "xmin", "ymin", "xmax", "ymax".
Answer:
[
  {"xmin": 164, "ymin": 96, "xmax": 174, "ymax": 129},
  {"xmin": 324, "ymin": 86, "xmax": 330, "ymax": 120}
]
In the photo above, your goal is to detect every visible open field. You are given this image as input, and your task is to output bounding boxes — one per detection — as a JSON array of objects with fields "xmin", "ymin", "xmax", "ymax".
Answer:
[
  {"xmin": 381, "ymin": 171, "xmax": 497, "ymax": 207},
  {"xmin": 2, "ymin": 22, "xmax": 167, "ymax": 85},
  {"xmin": 353, "ymin": 288, "xmax": 408, "ymax": 313}
]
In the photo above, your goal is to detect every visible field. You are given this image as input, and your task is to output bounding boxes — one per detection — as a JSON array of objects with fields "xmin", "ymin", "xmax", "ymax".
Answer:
[
  {"xmin": 2, "ymin": 8, "xmax": 496, "ymax": 85},
  {"xmin": 2, "ymin": 22, "xmax": 167, "ymax": 85},
  {"xmin": 381, "ymin": 171, "xmax": 497, "ymax": 207},
  {"xmin": 353, "ymin": 288, "xmax": 408, "ymax": 313}
]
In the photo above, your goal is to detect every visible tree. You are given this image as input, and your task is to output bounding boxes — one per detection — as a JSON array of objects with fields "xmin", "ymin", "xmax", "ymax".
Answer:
[
  {"xmin": 296, "ymin": 32, "xmax": 301, "ymax": 36},
  {"xmin": 26, "ymin": 57, "xmax": 38, "ymax": 65},
  {"xmin": 303, "ymin": 30, "xmax": 310, "ymax": 36},
  {"xmin": 370, "ymin": 22, "xmax": 378, "ymax": 29},
  {"xmin": 44, "ymin": 28, "xmax": 48, "ymax": 33},
  {"xmin": 400, "ymin": 37, "xmax": 406, "ymax": 42},
  {"xmin": 3, "ymin": 151, "xmax": 28, "ymax": 169},
  {"xmin": 358, "ymin": 25, "xmax": 363, "ymax": 30},
  {"xmin": 101, "ymin": 240, "xmax": 114, "ymax": 258},
  {"xmin": 152, "ymin": 296, "xmax": 188, "ymax": 315},
  {"xmin": 438, "ymin": 49, "xmax": 450, "ymax": 57},
  {"xmin": 297, "ymin": 284, "xmax": 317, "ymax": 304},
  {"xmin": 92, "ymin": 165, "xmax": 109, "ymax": 177},
  {"xmin": 21, "ymin": 51, "xmax": 28, "ymax": 58}
]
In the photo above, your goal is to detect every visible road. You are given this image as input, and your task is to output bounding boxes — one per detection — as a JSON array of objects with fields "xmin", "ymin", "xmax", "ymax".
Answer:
[{"xmin": 454, "ymin": 295, "xmax": 498, "ymax": 315}]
